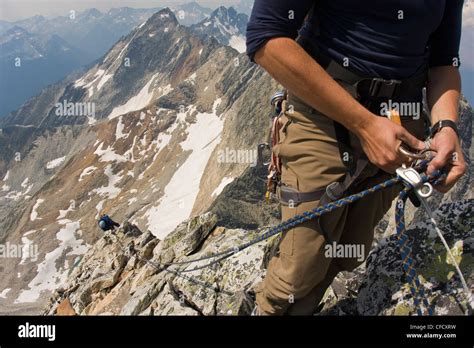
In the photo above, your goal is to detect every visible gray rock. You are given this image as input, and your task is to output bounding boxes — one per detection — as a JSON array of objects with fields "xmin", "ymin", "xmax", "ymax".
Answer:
[{"xmin": 120, "ymin": 275, "xmax": 165, "ymax": 316}]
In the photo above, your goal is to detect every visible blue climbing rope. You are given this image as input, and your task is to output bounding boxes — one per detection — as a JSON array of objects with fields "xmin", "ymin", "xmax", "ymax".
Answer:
[
  {"xmin": 394, "ymin": 169, "xmax": 446, "ymax": 316},
  {"xmin": 120, "ymin": 163, "xmax": 445, "ymax": 314},
  {"xmin": 165, "ymin": 176, "xmax": 402, "ymax": 268}
]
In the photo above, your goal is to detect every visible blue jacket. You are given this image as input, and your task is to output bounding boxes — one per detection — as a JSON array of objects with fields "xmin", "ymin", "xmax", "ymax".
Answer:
[
  {"xmin": 246, "ymin": 0, "xmax": 463, "ymax": 79},
  {"xmin": 98, "ymin": 215, "xmax": 119, "ymax": 231}
]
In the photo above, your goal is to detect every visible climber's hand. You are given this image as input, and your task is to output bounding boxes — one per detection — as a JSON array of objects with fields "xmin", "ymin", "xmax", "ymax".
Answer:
[
  {"xmin": 427, "ymin": 127, "xmax": 466, "ymax": 193},
  {"xmin": 356, "ymin": 116, "xmax": 425, "ymax": 173}
]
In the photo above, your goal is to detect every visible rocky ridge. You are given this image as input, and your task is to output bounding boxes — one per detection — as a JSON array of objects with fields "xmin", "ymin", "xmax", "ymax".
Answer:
[{"xmin": 44, "ymin": 102, "xmax": 473, "ymax": 316}]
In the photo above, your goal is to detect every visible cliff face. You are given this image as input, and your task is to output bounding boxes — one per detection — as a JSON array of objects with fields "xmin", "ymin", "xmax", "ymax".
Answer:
[{"xmin": 44, "ymin": 101, "xmax": 473, "ymax": 316}]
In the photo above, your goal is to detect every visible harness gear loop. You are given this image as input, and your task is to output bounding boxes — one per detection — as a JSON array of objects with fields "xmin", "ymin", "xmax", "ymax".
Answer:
[{"xmin": 261, "ymin": 91, "xmax": 287, "ymax": 202}]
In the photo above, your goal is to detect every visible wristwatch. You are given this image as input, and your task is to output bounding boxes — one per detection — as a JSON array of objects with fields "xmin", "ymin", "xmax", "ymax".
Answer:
[{"xmin": 430, "ymin": 120, "xmax": 459, "ymax": 138}]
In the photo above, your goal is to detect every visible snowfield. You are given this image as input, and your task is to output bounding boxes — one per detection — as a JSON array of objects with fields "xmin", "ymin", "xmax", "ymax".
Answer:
[
  {"xmin": 108, "ymin": 73, "xmax": 161, "ymax": 120},
  {"xmin": 15, "ymin": 221, "xmax": 87, "ymax": 303},
  {"xmin": 146, "ymin": 100, "xmax": 224, "ymax": 239}
]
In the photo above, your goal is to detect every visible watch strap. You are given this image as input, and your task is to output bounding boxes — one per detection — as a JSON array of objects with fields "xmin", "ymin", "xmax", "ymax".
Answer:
[{"xmin": 430, "ymin": 119, "xmax": 459, "ymax": 138}]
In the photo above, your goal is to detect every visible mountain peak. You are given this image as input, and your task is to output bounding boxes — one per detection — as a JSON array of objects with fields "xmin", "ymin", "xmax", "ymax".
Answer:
[
  {"xmin": 81, "ymin": 8, "xmax": 102, "ymax": 18},
  {"xmin": 3, "ymin": 25, "xmax": 30, "ymax": 37},
  {"xmin": 190, "ymin": 6, "xmax": 248, "ymax": 53},
  {"xmin": 180, "ymin": 2, "xmax": 210, "ymax": 12},
  {"xmin": 214, "ymin": 6, "xmax": 236, "ymax": 16},
  {"xmin": 147, "ymin": 8, "xmax": 179, "ymax": 27}
]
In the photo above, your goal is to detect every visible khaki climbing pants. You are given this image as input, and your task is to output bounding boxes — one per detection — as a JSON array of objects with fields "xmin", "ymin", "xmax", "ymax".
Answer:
[{"xmin": 255, "ymin": 90, "xmax": 426, "ymax": 316}]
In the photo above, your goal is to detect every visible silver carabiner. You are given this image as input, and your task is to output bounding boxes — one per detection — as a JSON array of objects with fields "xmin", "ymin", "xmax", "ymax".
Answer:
[
  {"xmin": 396, "ymin": 167, "xmax": 434, "ymax": 198},
  {"xmin": 398, "ymin": 145, "xmax": 437, "ymax": 160}
]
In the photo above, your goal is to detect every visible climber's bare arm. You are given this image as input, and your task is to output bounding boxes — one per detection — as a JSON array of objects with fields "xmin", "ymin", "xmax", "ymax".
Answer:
[
  {"xmin": 426, "ymin": 66, "xmax": 466, "ymax": 192},
  {"xmin": 254, "ymin": 37, "xmax": 424, "ymax": 174}
]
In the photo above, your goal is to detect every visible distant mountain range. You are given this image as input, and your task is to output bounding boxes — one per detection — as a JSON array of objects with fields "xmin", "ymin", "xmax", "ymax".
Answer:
[
  {"xmin": 0, "ymin": 26, "xmax": 91, "ymax": 120},
  {"xmin": 191, "ymin": 6, "xmax": 248, "ymax": 53},
  {"xmin": 0, "ymin": 4, "xmax": 250, "ymax": 117}
]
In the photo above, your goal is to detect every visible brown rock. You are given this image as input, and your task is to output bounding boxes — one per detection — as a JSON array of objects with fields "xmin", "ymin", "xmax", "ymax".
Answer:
[{"xmin": 56, "ymin": 298, "xmax": 77, "ymax": 316}]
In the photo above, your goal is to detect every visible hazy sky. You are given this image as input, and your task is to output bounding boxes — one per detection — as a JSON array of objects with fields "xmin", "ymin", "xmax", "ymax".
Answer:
[
  {"xmin": 0, "ymin": 0, "xmax": 472, "ymax": 67},
  {"xmin": 0, "ymin": 0, "xmax": 241, "ymax": 21}
]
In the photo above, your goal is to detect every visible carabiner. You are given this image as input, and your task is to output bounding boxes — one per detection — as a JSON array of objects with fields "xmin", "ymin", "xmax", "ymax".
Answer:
[{"xmin": 398, "ymin": 145, "xmax": 437, "ymax": 160}]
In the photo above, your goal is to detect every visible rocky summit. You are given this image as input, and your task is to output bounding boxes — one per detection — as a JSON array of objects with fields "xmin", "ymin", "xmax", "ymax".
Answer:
[
  {"xmin": 0, "ymin": 6, "xmax": 472, "ymax": 316},
  {"xmin": 45, "ymin": 100, "xmax": 473, "ymax": 316}
]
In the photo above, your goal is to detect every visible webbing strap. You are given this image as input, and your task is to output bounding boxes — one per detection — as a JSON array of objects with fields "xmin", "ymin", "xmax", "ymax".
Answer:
[
  {"xmin": 279, "ymin": 185, "xmax": 326, "ymax": 207},
  {"xmin": 279, "ymin": 158, "xmax": 369, "ymax": 208}
]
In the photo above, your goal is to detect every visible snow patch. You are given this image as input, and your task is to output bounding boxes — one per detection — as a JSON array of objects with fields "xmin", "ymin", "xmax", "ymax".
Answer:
[
  {"xmin": 20, "ymin": 230, "xmax": 37, "ymax": 265},
  {"xmin": 30, "ymin": 198, "xmax": 44, "ymax": 221},
  {"xmin": 185, "ymin": 73, "xmax": 197, "ymax": 84},
  {"xmin": 57, "ymin": 201, "xmax": 75, "ymax": 220},
  {"xmin": 94, "ymin": 143, "xmax": 127, "ymax": 163},
  {"xmin": 212, "ymin": 177, "xmax": 235, "ymax": 197},
  {"xmin": 79, "ymin": 166, "xmax": 97, "ymax": 181},
  {"xmin": 0, "ymin": 288, "xmax": 11, "ymax": 299},
  {"xmin": 21, "ymin": 178, "xmax": 29, "ymax": 188},
  {"xmin": 97, "ymin": 72, "xmax": 113, "ymax": 91},
  {"xmin": 15, "ymin": 221, "xmax": 87, "ymax": 303},
  {"xmin": 229, "ymin": 35, "xmax": 246, "ymax": 53},
  {"xmin": 76, "ymin": 69, "xmax": 106, "ymax": 97},
  {"xmin": 46, "ymin": 156, "xmax": 66, "ymax": 169},
  {"xmin": 95, "ymin": 200, "xmax": 104, "ymax": 219},
  {"xmin": 108, "ymin": 73, "xmax": 160, "ymax": 120},
  {"xmin": 92, "ymin": 165, "xmax": 122, "ymax": 199},
  {"xmin": 115, "ymin": 116, "xmax": 130, "ymax": 140}
]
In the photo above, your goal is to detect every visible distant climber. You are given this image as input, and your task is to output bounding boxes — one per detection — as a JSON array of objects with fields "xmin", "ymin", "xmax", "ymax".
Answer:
[{"xmin": 98, "ymin": 214, "xmax": 120, "ymax": 232}]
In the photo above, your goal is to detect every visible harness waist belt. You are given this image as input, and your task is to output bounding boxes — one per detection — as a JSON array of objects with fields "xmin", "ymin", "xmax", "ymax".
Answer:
[{"xmin": 297, "ymin": 37, "xmax": 427, "ymax": 101}]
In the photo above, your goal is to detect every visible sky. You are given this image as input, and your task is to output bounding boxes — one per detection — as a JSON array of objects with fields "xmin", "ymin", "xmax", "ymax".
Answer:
[{"xmin": 0, "ymin": 0, "xmax": 239, "ymax": 21}]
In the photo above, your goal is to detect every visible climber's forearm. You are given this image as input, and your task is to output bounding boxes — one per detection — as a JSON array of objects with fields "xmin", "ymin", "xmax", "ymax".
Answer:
[
  {"xmin": 427, "ymin": 66, "xmax": 461, "ymax": 125},
  {"xmin": 254, "ymin": 37, "xmax": 374, "ymax": 135}
]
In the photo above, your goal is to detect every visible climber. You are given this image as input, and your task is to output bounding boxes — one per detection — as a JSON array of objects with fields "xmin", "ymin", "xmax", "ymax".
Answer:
[
  {"xmin": 98, "ymin": 214, "xmax": 120, "ymax": 232},
  {"xmin": 246, "ymin": 0, "xmax": 466, "ymax": 315}
]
